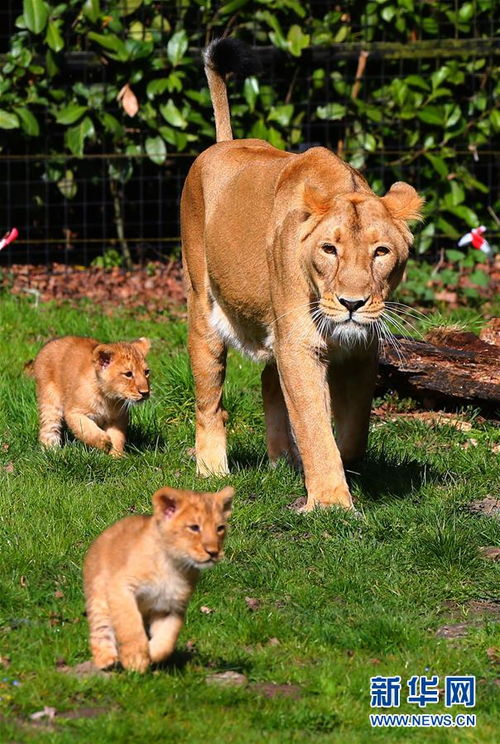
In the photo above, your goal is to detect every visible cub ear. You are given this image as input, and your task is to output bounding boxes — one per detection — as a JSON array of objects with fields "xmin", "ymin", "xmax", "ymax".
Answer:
[
  {"xmin": 302, "ymin": 183, "xmax": 332, "ymax": 218},
  {"xmin": 152, "ymin": 486, "xmax": 184, "ymax": 519},
  {"xmin": 381, "ymin": 182, "xmax": 424, "ymax": 222},
  {"xmin": 216, "ymin": 486, "xmax": 235, "ymax": 516},
  {"xmin": 132, "ymin": 337, "xmax": 151, "ymax": 356},
  {"xmin": 93, "ymin": 345, "xmax": 114, "ymax": 369}
]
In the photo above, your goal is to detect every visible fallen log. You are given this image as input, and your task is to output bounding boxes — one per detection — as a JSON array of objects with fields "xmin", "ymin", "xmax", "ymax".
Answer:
[{"xmin": 377, "ymin": 329, "xmax": 500, "ymax": 419}]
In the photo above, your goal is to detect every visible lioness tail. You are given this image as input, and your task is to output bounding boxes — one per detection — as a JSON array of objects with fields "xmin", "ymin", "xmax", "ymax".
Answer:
[{"xmin": 203, "ymin": 38, "xmax": 262, "ymax": 143}]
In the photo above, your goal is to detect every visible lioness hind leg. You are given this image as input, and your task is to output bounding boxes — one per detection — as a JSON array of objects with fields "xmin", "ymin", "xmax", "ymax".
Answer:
[
  {"xmin": 261, "ymin": 363, "xmax": 299, "ymax": 467},
  {"xmin": 328, "ymin": 352, "xmax": 378, "ymax": 463},
  {"xmin": 187, "ymin": 294, "xmax": 229, "ymax": 477}
]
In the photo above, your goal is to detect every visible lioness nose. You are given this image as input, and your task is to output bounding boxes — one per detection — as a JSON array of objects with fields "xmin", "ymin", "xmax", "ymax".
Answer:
[
  {"xmin": 337, "ymin": 296, "xmax": 368, "ymax": 314},
  {"xmin": 139, "ymin": 390, "xmax": 149, "ymax": 399},
  {"xmin": 206, "ymin": 548, "xmax": 219, "ymax": 559}
]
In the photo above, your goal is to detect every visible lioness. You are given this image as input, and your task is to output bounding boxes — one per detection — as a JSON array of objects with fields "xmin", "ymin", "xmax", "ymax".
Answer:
[{"xmin": 181, "ymin": 38, "xmax": 423, "ymax": 511}]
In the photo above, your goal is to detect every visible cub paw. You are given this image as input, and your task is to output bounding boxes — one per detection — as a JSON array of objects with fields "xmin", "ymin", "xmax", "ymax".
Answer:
[
  {"xmin": 92, "ymin": 649, "xmax": 119, "ymax": 670},
  {"xmin": 120, "ymin": 648, "xmax": 150, "ymax": 673}
]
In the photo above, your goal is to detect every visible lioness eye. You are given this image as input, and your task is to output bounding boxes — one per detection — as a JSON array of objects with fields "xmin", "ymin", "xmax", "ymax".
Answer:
[
  {"xmin": 188, "ymin": 524, "xmax": 200, "ymax": 533},
  {"xmin": 322, "ymin": 243, "xmax": 337, "ymax": 255},
  {"xmin": 374, "ymin": 246, "xmax": 390, "ymax": 257},
  {"xmin": 217, "ymin": 525, "xmax": 225, "ymax": 534},
  {"xmin": 123, "ymin": 371, "xmax": 133, "ymax": 378},
  {"xmin": 144, "ymin": 369, "xmax": 150, "ymax": 377}
]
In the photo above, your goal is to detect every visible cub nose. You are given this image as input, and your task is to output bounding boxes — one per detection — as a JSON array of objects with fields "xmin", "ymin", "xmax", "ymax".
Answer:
[
  {"xmin": 337, "ymin": 296, "xmax": 368, "ymax": 314},
  {"xmin": 139, "ymin": 390, "xmax": 149, "ymax": 399},
  {"xmin": 206, "ymin": 549, "xmax": 219, "ymax": 560}
]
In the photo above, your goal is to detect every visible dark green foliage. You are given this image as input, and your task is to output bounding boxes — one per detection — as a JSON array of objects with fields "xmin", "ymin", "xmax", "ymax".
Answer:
[{"xmin": 0, "ymin": 0, "xmax": 498, "ymax": 260}]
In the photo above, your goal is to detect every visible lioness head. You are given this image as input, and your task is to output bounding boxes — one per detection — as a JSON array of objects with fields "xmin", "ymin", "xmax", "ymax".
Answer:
[{"xmin": 298, "ymin": 181, "xmax": 423, "ymax": 345}]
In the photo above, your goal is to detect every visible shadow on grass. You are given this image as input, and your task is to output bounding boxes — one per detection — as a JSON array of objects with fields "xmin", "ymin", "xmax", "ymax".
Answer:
[
  {"xmin": 352, "ymin": 452, "xmax": 440, "ymax": 502},
  {"xmin": 126, "ymin": 424, "xmax": 168, "ymax": 453},
  {"xmin": 229, "ymin": 440, "xmax": 440, "ymax": 505}
]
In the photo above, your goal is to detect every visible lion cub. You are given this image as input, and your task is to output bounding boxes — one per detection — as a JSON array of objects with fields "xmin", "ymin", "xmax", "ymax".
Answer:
[
  {"xmin": 28, "ymin": 335, "xmax": 150, "ymax": 455},
  {"xmin": 83, "ymin": 485, "xmax": 234, "ymax": 672}
]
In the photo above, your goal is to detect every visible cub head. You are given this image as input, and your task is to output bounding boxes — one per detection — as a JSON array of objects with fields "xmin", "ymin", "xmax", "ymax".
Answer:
[
  {"xmin": 93, "ymin": 337, "xmax": 151, "ymax": 402},
  {"xmin": 295, "ymin": 181, "xmax": 423, "ymax": 346},
  {"xmin": 152, "ymin": 485, "xmax": 234, "ymax": 569}
]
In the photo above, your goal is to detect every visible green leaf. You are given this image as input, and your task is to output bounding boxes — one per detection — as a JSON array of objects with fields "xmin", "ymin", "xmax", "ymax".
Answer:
[
  {"xmin": 14, "ymin": 107, "xmax": 39, "ymax": 136},
  {"xmin": 468, "ymin": 270, "xmax": 489, "ymax": 288},
  {"xmin": 160, "ymin": 99, "xmax": 187, "ymax": 129},
  {"xmin": 57, "ymin": 169, "xmax": 77, "ymax": 199},
  {"xmin": 56, "ymin": 104, "xmax": 88, "ymax": 125},
  {"xmin": 219, "ymin": 0, "xmax": 250, "ymax": 13},
  {"xmin": 99, "ymin": 112, "xmax": 123, "ymax": 137},
  {"xmin": 167, "ymin": 30, "xmax": 188, "ymax": 67},
  {"xmin": 243, "ymin": 77, "xmax": 259, "ymax": 112},
  {"xmin": 287, "ymin": 25, "xmax": 309, "ymax": 57},
  {"xmin": 116, "ymin": 0, "xmax": 143, "ymax": 16},
  {"xmin": 146, "ymin": 78, "xmax": 170, "ymax": 100},
  {"xmin": 65, "ymin": 116, "xmax": 95, "ymax": 156},
  {"xmin": 446, "ymin": 204, "xmax": 478, "ymax": 227},
  {"xmin": 23, "ymin": 0, "xmax": 48, "ymax": 35},
  {"xmin": 445, "ymin": 249, "xmax": 465, "ymax": 263},
  {"xmin": 145, "ymin": 136, "xmax": 167, "ymax": 165},
  {"xmin": 45, "ymin": 19, "xmax": 64, "ymax": 53},
  {"xmin": 0, "ymin": 110, "xmax": 20, "ymax": 129},
  {"xmin": 316, "ymin": 103, "xmax": 346, "ymax": 121},
  {"xmin": 83, "ymin": 0, "xmax": 100, "ymax": 24},
  {"xmin": 424, "ymin": 153, "xmax": 448, "ymax": 177},
  {"xmin": 417, "ymin": 106, "xmax": 444, "ymax": 126},
  {"xmin": 87, "ymin": 31, "xmax": 128, "ymax": 59},
  {"xmin": 268, "ymin": 104, "xmax": 294, "ymax": 127}
]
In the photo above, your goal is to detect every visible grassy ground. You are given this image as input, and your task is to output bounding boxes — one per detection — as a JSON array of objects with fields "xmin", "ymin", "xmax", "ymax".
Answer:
[{"xmin": 0, "ymin": 293, "xmax": 498, "ymax": 743}]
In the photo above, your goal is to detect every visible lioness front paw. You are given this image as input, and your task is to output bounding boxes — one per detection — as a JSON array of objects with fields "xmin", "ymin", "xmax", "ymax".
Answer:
[
  {"xmin": 302, "ymin": 486, "xmax": 354, "ymax": 512},
  {"xmin": 196, "ymin": 451, "xmax": 229, "ymax": 477}
]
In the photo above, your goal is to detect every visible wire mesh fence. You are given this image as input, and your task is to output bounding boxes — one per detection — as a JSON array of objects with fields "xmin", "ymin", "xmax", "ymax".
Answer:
[{"xmin": 0, "ymin": 1, "xmax": 498, "ymax": 266}]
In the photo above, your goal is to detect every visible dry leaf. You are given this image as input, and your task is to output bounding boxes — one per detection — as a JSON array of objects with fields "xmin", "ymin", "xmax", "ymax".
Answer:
[
  {"xmin": 117, "ymin": 83, "xmax": 139, "ymax": 117},
  {"xmin": 30, "ymin": 707, "xmax": 57, "ymax": 721},
  {"xmin": 486, "ymin": 647, "xmax": 499, "ymax": 666},
  {"xmin": 479, "ymin": 546, "xmax": 500, "ymax": 561},
  {"xmin": 267, "ymin": 637, "xmax": 280, "ymax": 647},
  {"xmin": 200, "ymin": 605, "xmax": 214, "ymax": 615},
  {"xmin": 206, "ymin": 671, "xmax": 247, "ymax": 687},
  {"xmin": 54, "ymin": 590, "xmax": 64, "ymax": 599},
  {"xmin": 244, "ymin": 596, "xmax": 261, "ymax": 612},
  {"xmin": 4, "ymin": 462, "xmax": 14, "ymax": 473}
]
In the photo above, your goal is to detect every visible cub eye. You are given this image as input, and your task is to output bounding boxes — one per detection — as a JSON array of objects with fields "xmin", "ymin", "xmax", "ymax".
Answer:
[
  {"xmin": 188, "ymin": 524, "xmax": 200, "ymax": 533},
  {"xmin": 144, "ymin": 369, "xmax": 150, "ymax": 377},
  {"xmin": 217, "ymin": 525, "xmax": 226, "ymax": 534},
  {"xmin": 123, "ymin": 371, "xmax": 133, "ymax": 378},
  {"xmin": 374, "ymin": 246, "xmax": 390, "ymax": 257},
  {"xmin": 321, "ymin": 243, "xmax": 337, "ymax": 256}
]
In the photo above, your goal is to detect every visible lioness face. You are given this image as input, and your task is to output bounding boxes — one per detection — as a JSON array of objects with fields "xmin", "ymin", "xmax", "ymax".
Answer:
[{"xmin": 300, "ymin": 186, "xmax": 422, "ymax": 345}]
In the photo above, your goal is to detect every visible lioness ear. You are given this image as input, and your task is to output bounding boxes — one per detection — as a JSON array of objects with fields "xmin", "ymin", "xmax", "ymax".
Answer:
[
  {"xmin": 216, "ymin": 486, "xmax": 234, "ymax": 516},
  {"xmin": 381, "ymin": 182, "xmax": 424, "ymax": 222},
  {"xmin": 152, "ymin": 486, "xmax": 184, "ymax": 519},
  {"xmin": 93, "ymin": 345, "xmax": 114, "ymax": 369},
  {"xmin": 302, "ymin": 183, "xmax": 332, "ymax": 218},
  {"xmin": 132, "ymin": 337, "xmax": 151, "ymax": 356}
]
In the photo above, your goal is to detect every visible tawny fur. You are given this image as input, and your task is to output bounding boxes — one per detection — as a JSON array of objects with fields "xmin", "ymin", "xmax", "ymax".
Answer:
[
  {"xmin": 181, "ymin": 39, "xmax": 424, "ymax": 511},
  {"xmin": 29, "ymin": 336, "xmax": 151, "ymax": 455},
  {"xmin": 83, "ymin": 485, "xmax": 234, "ymax": 672}
]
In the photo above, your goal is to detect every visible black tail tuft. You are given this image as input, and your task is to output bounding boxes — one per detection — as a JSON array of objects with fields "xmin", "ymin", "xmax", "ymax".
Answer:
[{"xmin": 203, "ymin": 38, "xmax": 262, "ymax": 78}]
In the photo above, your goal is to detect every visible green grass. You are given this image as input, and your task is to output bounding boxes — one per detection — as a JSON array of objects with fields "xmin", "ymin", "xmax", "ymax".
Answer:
[{"xmin": 0, "ymin": 293, "xmax": 499, "ymax": 743}]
